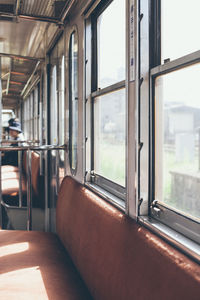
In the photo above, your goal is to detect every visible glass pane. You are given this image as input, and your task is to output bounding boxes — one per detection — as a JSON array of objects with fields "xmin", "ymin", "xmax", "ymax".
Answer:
[
  {"xmin": 161, "ymin": 0, "xmax": 200, "ymax": 63},
  {"xmin": 30, "ymin": 93, "xmax": 34, "ymax": 140},
  {"xmin": 59, "ymin": 56, "xmax": 65, "ymax": 162},
  {"xmin": 155, "ymin": 63, "xmax": 200, "ymax": 220},
  {"xmin": 69, "ymin": 32, "xmax": 78, "ymax": 171},
  {"xmin": 94, "ymin": 89, "xmax": 125, "ymax": 186},
  {"xmin": 50, "ymin": 65, "xmax": 58, "ymax": 145},
  {"xmin": 97, "ymin": 0, "xmax": 125, "ymax": 89},
  {"xmin": 34, "ymin": 86, "xmax": 38, "ymax": 140}
]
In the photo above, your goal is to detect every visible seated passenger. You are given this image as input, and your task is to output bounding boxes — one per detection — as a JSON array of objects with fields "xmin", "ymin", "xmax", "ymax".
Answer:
[
  {"xmin": 2, "ymin": 120, "xmax": 24, "ymax": 167},
  {"xmin": 8, "ymin": 118, "xmax": 25, "ymax": 141}
]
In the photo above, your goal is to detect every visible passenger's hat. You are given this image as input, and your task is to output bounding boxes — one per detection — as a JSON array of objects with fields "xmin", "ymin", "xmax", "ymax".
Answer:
[{"xmin": 9, "ymin": 121, "xmax": 22, "ymax": 133}]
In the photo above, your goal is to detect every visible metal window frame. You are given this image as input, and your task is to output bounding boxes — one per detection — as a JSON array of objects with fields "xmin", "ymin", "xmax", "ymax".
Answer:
[
  {"xmin": 91, "ymin": 172, "xmax": 126, "ymax": 201},
  {"xmin": 68, "ymin": 28, "xmax": 79, "ymax": 176},
  {"xmin": 50, "ymin": 64, "xmax": 58, "ymax": 145},
  {"xmin": 151, "ymin": 50, "xmax": 200, "ymax": 77},
  {"xmin": 58, "ymin": 54, "xmax": 66, "ymax": 164},
  {"xmin": 87, "ymin": 0, "xmax": 127, "ymax": 202},
  {"xmin": 134, "ymin": 0, "xmax": 200, "ymax": 258},
  {"xmin": 150, "ymin": 52, "xmax": 200, "ymax": 244},
  {"xmin": 91, "ymin": 83, "xmax": 126, "ymax": 201},
  {"xmin": 91, "ymin": 80, "xmax": 125, "ymax": 98},
  {"xmin": 136, "ymin": 0, "xmax": 150, "ymax": 217},
  {"xmin": 149, "ymin": 41, "xmax": 200, "ymax": 243}
]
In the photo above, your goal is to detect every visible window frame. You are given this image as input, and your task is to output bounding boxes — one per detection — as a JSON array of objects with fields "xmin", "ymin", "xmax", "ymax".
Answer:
[
  {"xmin": 33, "ymin": 83, "xmax": 40, "ymax": 142},
  {"xmin": 148, "ymin": 0, "xmax": 200, "ymax": 245},
  {"xmin": 150, "ymin": 51, "xmax": 200, "ymax": 245},
  {"xmin": 50, "ymin": 64, "xmax": 58, "ymax": 145},
  {"xmin": 58, "ymin": 54, "xmax": 65, "ymax": 163},
  {"xmin": 68, "ymin": 28, "xmax": 79, "ymax": 175},
  {"xmin": 86, "ymin": 0, "xmax": 126, "ymax": 201}
]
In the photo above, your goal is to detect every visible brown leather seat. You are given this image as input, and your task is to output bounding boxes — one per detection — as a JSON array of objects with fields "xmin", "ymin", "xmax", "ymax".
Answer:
[
  {"xmin": 1, "ymin": 176, "xmax": 200, "ymax": 299},
  {"xmin": 1, "ymin": 165, "xmax": 27, "ymax": 196},
  {"xmin": 1, "ymin": 151, "xmax": 44, "ymax": 208},
  {"xmin": 57, "ymin": 176, "xmax": 200, "ymax": 300}
]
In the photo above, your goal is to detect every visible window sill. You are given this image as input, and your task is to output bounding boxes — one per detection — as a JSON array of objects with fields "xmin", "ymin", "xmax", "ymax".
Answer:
[
  {"xmin": 85, "ymin": 182, "xmax": 125, "ymax": 212},
  {"xmin": 138, "ymin": 216, "xmax": 200, "ymax": 265}
]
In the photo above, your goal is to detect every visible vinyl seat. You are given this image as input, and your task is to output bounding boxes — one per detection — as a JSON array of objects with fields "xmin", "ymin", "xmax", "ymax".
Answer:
[
  {"xmin": 0, "ymin": 176, "xmax": 200, "ymax": 300},
  {"xmin": 1, "ymin": 151, "xmax": 44, "ymax": 208}
]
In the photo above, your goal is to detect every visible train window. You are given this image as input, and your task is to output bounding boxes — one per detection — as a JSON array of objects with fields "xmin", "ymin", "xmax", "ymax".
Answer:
[
  {"xmin": 161, "ymin": 0, "xmax": 200, "ymax": 63},
  {"xmin": 26, "ymin": 92, "xmax": 33, "ymax": 141},
  {"xmin": 149, "ymin": 0, "xmax": 200, "ymax": 244},
  {"xmin": 69, "ymin": 31, "xmax": 78, "ymax": 173},
  {"xmin": 97, "ymin": 0, "xmax": 125, "ymax": 89},
  {"xmin": 50, "ymin": 65, "xmax": 58, "ymax": 145},
  {"xmin": 94, "ymin": 89, "xmax": 125, "ymax": 186},
  {"xmin": 85, "ymin": 0, "xmax": 126, "ymax": 201},
  {"xmin": 154, "ymin": 63, "xmax": 200, "ymax": 221},
  {"xmin": 33, "ymin": 85, "xmax": 39, "ymax": 141},
  {"xmin": 30, "ymin": 92, "xmax": 34, "ymax": 140},
  {"xmin": 41, "ymin": 71, "xmax": 48, "ymax": 145},
  {"xmin": 23, "ymin": 84, "xmax": 40, "ymax": 143},
  {"xmin": 59, "ymin": 55, "xmax": 65, "ymax": 161},
  {"xmin": 23, "ymin": 98, "xmax": 28, "ymax": 140}
]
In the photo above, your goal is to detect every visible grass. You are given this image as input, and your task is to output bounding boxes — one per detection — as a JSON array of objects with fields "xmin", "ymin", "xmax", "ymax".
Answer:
[
  {"xmin": 163, "ymin": 149, "xmax": 198, "ymax": 199},
  {"xmin": 96, "ymin": 136, "xmax": 125, "ymax": 186},
  {"xmin": 163, "ymin": 148, "xmax": 200, "ymax": 218},
  {"xmin": 95, "ymin": 137, "xmax": 200, "ymax": 219}
]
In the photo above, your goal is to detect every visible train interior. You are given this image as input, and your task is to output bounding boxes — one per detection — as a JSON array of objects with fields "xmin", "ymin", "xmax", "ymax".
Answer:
[{"xmin": 0, "ymin": 0, "xmax": 200, "ymax": 299}]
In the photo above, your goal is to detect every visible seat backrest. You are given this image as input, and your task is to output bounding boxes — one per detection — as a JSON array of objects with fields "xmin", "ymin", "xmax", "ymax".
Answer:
[
  {"xmin": 56, "ymin": 176, "xmax": 200, "ymax": 300},
  {"xmin": 23, "ymin": 151, "xmax": 41, "ymax": 196}
]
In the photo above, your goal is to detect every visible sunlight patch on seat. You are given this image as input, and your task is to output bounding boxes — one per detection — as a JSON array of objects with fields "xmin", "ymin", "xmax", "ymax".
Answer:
[
  {"xmin": 0, "ymin": 266, "xmax": 48, "ymax": 299},
  {"xmin": 0, "ymin": 242, "xmax": 29, "ymax": 258}
]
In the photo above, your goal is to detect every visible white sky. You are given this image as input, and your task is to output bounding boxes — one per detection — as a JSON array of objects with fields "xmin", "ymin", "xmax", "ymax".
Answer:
[
  {"xmin": 160, "ymin": 0, "xmax": 200, "ymax": 108},
  {"xmin": 157, "ymin": 63, "xmax": 200, "ymax": 108},
  {"xmin": 162, "ymin": 0, "xmax": 200, "ymax": 61},
  {"xmin": 98, "ymin": 0, "xmax": 125, "ymax": 88}
]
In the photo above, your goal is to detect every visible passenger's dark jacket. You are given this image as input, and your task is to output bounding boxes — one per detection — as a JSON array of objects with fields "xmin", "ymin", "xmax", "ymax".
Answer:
[{"xmin": 2, "ymin": 138, "xmax": 21, "ymax": 167}]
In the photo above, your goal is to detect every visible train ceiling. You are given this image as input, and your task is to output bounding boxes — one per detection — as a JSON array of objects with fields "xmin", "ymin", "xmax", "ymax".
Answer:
[{"xmin": 0, "ymin": 0, "xmax": 76, "ymax": 109}]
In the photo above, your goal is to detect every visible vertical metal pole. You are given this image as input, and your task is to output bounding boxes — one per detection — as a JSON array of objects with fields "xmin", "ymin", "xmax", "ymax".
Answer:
[
  {"xmin": 44, "ymin": 149, "xmax": 49, "ymax": 231},
  {"xmin": 18, "ymin": 150, "xmax": 23, "ymax": 207},
  {"xmin": 56, "ymin": 59, "xmax": 60, "ymax": 195},
  {"xmin": 56, "ymin": 150, "xmax": 59, "ymax": 195},
  {"xmin": 39, "ymin": 79, "xmax": 44, "ymax": 176},
  {"xmin": 45, "ymin": 62, "xmax": 51, "ymax": 232},
  {"xmin": 26, "ymin": 149, "xmax": 32, "ymax": 230}
]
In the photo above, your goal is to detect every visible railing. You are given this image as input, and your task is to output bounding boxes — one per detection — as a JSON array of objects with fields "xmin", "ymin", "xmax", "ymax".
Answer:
[
  {"xmin": 0, "ymin": 139, "xmax": 40, "ymax": 145},
  {"xmin": 0, "ymin": 144, "xmax": 67, "ymax": 231}
]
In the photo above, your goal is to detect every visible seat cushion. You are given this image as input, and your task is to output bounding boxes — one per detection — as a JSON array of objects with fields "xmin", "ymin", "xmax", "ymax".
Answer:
[
  {"xmin": 1, "ymin": 165, "xmax": 19, "ymax": 173},
  {"xmin": 1, "ymin": 165, "xmax": 26, "ymax": 196},
  {"xmin": 0, "ymin": 230, "xmax": 92, "ymax": 300},
  {"xmin": 23, "ymin": 151, "xmax": 40, "ymax": 196}
]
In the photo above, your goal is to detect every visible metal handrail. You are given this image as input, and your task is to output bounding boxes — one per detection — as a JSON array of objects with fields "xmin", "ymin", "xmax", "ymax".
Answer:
[
  {"xmin": 0, "ymin": 144, "xmax": 67, "ymax": 230},
  {"xmin": 18, "ymin": 151, "xmax": 23, "ymax": 208},
  {"xmin": 0, "ymin": 139, "xmax": 40, "ymax": 145},
  {"xmin": 0, "ymin": 144, "xmax": 67, "ymax": 151}
]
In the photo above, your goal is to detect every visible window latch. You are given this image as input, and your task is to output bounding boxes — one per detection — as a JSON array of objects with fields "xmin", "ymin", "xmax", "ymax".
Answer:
[
  {"xmin": 90, "ymin": 170, "xmax": 95, "ymax": 182},
  {"xmin": 151, "ymin": 200, "xmax": 162, "ymax": 218}
]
